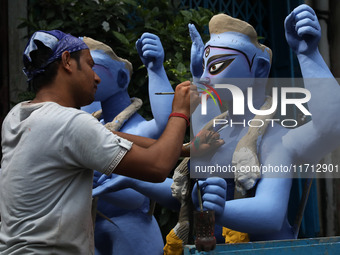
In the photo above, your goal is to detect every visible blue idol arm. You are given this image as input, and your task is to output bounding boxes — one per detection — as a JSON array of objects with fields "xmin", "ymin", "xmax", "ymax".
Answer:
[
  {"xmin": 100, "ymin": 188, "xmax": 146, "ymax": 210},
  {"xmin": 136, "ymin": 33, "xmax": 173, "ymax": 139},
  {"xmin": 128, "ymin": 177, "xmax": 180, "ymax": 211},
  {"xmin": 216, "ymin": 178, "xmax": 292, "ymax": 235},
  {"xmin": 93, "ymin": 174, "xmax": 180, "ymax": 211},
  {"xmin": 93, "ymin": 173, "xmax": 146, "ymax": 210},
  {"xmin": 284, "ymin": 4, "xmax": 340, "ymax": 163}
]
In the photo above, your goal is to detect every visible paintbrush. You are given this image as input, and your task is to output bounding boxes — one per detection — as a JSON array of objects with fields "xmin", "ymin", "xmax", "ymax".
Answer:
[
  {"xmin": 154, "ymin": 92, "xmax": 175, "ymax": 95},
  {"xmin": 155, "ymin": 91, "xmax": 204, "ymax": 95}
]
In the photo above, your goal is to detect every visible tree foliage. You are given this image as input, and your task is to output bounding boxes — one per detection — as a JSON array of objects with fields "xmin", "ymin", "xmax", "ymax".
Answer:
[{"xmin": 20, "ymin": 0, "xmax": 214, "ymax": 117}]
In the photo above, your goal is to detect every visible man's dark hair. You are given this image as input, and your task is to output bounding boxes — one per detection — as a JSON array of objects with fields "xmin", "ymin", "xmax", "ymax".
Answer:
[{"xmin": 29, "ymin": 50, "xmax": 82, "ymax": 93}]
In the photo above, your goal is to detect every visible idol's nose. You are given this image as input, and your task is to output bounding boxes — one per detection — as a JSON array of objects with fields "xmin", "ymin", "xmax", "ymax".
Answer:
[{"xmin": 198, "ymin": 77, "xmax": 210, "ymax": 85}]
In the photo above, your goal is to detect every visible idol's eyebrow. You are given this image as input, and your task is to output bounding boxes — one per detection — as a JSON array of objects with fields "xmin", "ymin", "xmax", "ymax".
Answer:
[{"xmin": 206, "ymin": 54, "xmax": 238, "ymax": 67}]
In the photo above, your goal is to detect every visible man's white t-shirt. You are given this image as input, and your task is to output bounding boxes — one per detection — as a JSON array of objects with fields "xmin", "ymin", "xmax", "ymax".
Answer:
[{"xmin": 0, "ymin": 102, "xmax": 132, "ymax": 254}]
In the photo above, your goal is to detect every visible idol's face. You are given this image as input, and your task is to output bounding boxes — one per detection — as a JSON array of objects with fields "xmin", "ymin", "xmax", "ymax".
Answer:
[
  {"xmin": 202, "ymin": 45, "xmax": 254, "ymax": 80},
  {"xmin": 90, "ymin": 51, "xmax": 130, "ymax": 102},
  {"xmin": 170, "ymin": 171, "xmax": 189, "ymax": 201},
  {"xmin": 200, "ymin": 45, "xmax": 256, "ymax": 101}
]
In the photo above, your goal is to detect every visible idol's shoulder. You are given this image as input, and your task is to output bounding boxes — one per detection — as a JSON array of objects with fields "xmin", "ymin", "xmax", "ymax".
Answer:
[{"xmin": 260, "ymin": 122, "xmax": 290, "ymax": 150}]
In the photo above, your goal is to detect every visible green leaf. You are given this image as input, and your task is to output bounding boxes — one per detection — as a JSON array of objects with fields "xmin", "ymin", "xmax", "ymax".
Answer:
[
  {"xmin": 112, "ymin": 31, "xmax": 130, "ymax": 45},
  {"xmin": 177, "ymin": 62, "xmax": 187, "ymax": 73},
  {"xmin": 180, "ymin": 10, "xmax": 192, "ymax": 20},
  {"xmin": 48, "ymin": 20, "xmax": 64, "ymax": 30}
]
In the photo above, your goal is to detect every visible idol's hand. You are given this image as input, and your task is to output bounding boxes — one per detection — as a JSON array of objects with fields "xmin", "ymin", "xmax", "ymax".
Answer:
[
  {"xmin": 192, "ymin": 177, "xmax": 227, "ymax": 219},
  {"xmin": 136, "ymin": 32, "xmax": 164, "ymax": 71},
  {"xmin": 285, "ymin": 4, "xmax": 321, "ymax": 55},
  {"xmin": 92, "ymin": 175, "xmax": 133, "ymax": 197},
  {"xmin": 92, "ymin": 171, "xmax": 110, "ymax": 189},
  {"xmin": 189, "ymin": 129, "xmax": 224, "ymax": 157}
]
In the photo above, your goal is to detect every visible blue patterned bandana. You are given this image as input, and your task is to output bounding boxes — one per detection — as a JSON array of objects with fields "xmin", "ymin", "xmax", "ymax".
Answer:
[{"xmin": 23, "ymin": 30, "xmax": 88, "ymax": 81}]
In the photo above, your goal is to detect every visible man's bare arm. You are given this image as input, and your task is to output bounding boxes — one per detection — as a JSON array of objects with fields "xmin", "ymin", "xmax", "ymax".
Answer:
[{"xmin": 114, "ymin": 81, "xmax": 194, "ymax": 182}]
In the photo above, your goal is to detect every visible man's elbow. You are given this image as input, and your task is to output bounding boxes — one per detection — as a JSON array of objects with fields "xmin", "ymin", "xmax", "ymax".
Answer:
[
  {"xmin": 147, "ymin": 173, "xmax": 168, "ymax": 183},
  {"xmin": 145, "ymin": 164, "xmax": 171, "ymax": 183}
]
